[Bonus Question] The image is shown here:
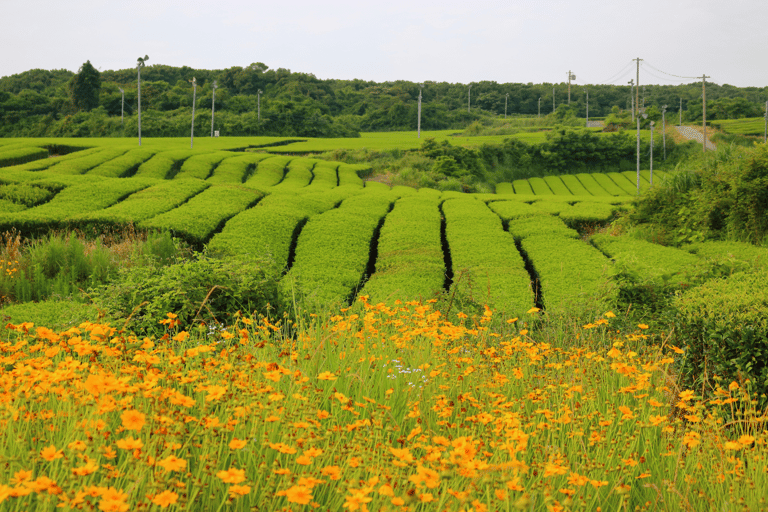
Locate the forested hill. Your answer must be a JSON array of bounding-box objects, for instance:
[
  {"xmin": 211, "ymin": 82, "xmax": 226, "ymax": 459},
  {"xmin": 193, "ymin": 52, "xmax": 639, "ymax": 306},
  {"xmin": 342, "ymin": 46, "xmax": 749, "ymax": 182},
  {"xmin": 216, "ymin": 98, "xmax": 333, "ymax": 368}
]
[{"xmin": 1, "ymin": 62, "xmax": 767, "ymax": 137}]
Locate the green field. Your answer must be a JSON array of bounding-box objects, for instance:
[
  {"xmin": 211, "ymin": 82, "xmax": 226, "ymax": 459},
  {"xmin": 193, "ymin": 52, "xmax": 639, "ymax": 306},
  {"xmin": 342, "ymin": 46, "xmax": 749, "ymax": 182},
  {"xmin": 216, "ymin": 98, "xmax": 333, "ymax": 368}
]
[{"xmin": 709, "ymin": 117, "xmax": 767, "ymax": 136}]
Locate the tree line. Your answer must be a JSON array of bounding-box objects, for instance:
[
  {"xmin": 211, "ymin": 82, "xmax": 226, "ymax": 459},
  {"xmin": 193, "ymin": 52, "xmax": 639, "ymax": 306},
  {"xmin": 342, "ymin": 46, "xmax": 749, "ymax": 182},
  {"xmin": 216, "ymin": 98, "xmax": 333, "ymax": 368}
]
[{"xmin": 1, "ymin": 61, "xmax": 767, "ymax": 138}]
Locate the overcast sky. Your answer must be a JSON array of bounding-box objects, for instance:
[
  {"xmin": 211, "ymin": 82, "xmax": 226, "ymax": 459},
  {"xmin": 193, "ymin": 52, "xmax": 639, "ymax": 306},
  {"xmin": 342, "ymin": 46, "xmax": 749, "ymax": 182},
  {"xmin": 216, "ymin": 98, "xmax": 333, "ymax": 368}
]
[{"xmin": 3, "ymin": 0, "xmax": 766, "ymax": 88}]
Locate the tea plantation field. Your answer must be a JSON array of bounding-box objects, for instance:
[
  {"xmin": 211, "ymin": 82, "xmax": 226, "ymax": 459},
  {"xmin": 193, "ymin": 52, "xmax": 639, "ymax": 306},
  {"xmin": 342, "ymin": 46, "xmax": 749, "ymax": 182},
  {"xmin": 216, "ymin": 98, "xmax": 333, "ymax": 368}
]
[{"xmin": 2, "ymin": 136, "xmax": 765, "ymax": 320}]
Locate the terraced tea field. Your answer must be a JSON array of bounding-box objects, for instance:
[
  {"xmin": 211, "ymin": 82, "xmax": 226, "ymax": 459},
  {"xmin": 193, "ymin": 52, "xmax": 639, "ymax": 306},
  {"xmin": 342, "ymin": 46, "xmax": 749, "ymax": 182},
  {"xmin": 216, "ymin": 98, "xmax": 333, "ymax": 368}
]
[{"xmin": 1, "ymin": 137, "xmax": 762, "ymax": 319}]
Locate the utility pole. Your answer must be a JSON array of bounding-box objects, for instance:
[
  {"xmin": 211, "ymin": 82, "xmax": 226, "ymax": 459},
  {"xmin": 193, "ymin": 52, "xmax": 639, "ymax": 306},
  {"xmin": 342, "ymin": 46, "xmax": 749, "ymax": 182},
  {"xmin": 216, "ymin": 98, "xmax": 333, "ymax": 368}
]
[
  {"xmin": 538, "ymin": 97, "xmax": 541, "ymax": 118},
  {"xmin": 257, "ymin": 89, "xmax": 262, "ymax": 121},
  {"xmin": 698, "ymin": 74, "xmax": 710, "ymax": 153},
  {"xmin": 210, "ymin": 80, "xmax": 217, "ymax": 137},
  {"xmin": 505, "ymin": 93, "xmax": 508, "ymax": 119},
  {"xmin": 118, "ymin": 87, "xmax": 124, "ymax": 127},
  {"xmin": 634, "ymin": 57, "xmax": 642, "ymax": 194},
  {"xmin": 650, "ymin": 120, "xmax": 655, "ymax": 185},
  {"xmin": 585, "ymin": 88, "xmax": 589, "ymax": 127},
  {"xmin": 567, "ymin": 71, "xmax": 575, "ymax": 104},
  {"xmin": 662, "ymin": 105, "xmax": 668, "ymax": 160},
  {"xmin": 189, "ymin": 77, "xmax": 196, "ymax": 149},
  {"xmin": 136, "ymin": 55, "xmax": 148, "ymax": 146},
  {"xmin": 628, "ymin": 80, "xmax": 634, "ymax": 121},
  {"xmin": 467, "ymin": 84, "xmax": 472, "ymax": 113},
  {"xmin": 417, "ymin": 83, "xmax": 423, "ymax": 138}
]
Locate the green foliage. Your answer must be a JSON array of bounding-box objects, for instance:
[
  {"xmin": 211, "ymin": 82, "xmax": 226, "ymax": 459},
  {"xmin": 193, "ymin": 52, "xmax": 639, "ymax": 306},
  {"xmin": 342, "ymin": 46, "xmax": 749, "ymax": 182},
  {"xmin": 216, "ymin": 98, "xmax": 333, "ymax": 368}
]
[
  {"xmin": 442, "ymin": 197, "xmax": 533, "ymax": 317},
  {"xmin": 68, "ymin": 61, "xmax": 101, "ymax": 112},
  {"xmin": 88, "ymin": 148, "xmax": 159, "ymax": 177},
  {"xmin": 173, "ymin": 151, "xmax": 235, "ymax": 180},
  {"xmin": 0, "ymin": 146, "xmax": 49, "ymax": 167},
  {"xmin": 91, "ymin": 253, "xmax": 281, "ymax": 335},
  {"xmin": 506, "ymin": 213, "xmax": 580, "ymax": 240},
  {"xmin": 0, "ymin": 182, "xmax": 55, "ymax": 207},
  {"xmin": 674, "ymin": 269, "xmax": 768, "ymax": 403}
]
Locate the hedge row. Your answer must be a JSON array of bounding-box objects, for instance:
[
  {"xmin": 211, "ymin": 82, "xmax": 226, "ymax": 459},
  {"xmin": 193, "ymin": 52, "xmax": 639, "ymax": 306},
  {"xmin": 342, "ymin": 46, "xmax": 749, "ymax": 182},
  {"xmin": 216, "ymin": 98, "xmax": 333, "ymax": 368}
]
[
  {"xmin": 495, "ymin": 182, "xmax": 514, "ymax": 195},
  {"xmin": 270, "ymin": 158, "xmax": 315, "ymax": 191},
  {"xmin": 361, "ymin": 194, "xmax": 445, "ymax": 303},
  {"xmin": 337, "ymin": 163, "xmax": 367, "ymax": 187},
  {"xmin": 71, "ymin": 179, "xmax": 210, "ymax": 228},
  {"xmin": 521, "ymin": 234, "xmax": 615, "ymax": 314},
  {"xmin": 574, "ymin": 174, "xmax": 611, "ymax": 196},
  {"xmin": 245, "ymin": 156, "xmax": 293, "ymax": 190},
  {"xmin": 0, "ymin": 146, "xmax": 49, "ymax": 168},
  {"xmin": 0, "ymin": 182, "xmax": 56, "ymax": 208},
  {"xmin": 487, "ymin": 200, "xmax": 538, "ymax": 221},
  {"xmin": 39, "ymin": 147, "xmax": 130, "ymax": 176},
  {"xmin": 506, "ymin": 213, "xmax": 580, "ymax": 240},
  {"xmin": 0, "ymin": 177, "xmax": 152, "ymax": 234},
  {"xmin": 134, "ymin": 150, "xmax": 203, "ymax": 180},
  {"xmin": 305, "ymin": 161, "xmax": 339, "ymax": 190},
  {"xmin": 174, "ymin": 152, "xmax": 237, "ymax": 180},
  {"xmin": 206, "ymin": 153, "xmax": 274, "ymax": 184},
  {"xmin": 528, "ymin": 177, "xmax": 554, "ymax": 195},
  {"xmin": 590, "ymin": 173, "xmax": 627, "ymax": 196},
  {"xmin": 684, "ymin": 240, "xmax": 768, "ymax": 269},
  {"xmin": 442, "ymin": 197, "xmax": 533, "ymax": 316},
  {"xmin": 139, "ymin": 184, "xmax": 263, "ymax": 246},
  {"xmin": 543, "ymin": 176, "xmax": 573, "ymax": 195},
  {"xmin": 208, "ymin": 187, "xmax": 357, "ymax": 269},
  {"xmin": 559, "ymin": 202, "xmax": 618, "ymax": 227},
  {"xmin": 88, "ymin": 148, "xmax": 160, "ymax": 178},
  {"xmin": 0, "ymin": 199, "xmax": 27, "ymax": 214},
  {"xmin": 607, "ymin": 172, "xmax": 641, "ymax": 195},
  {"xmin": 560, "ymin": 174, "xmax": 593, "ymax": 196},
  {"xmin": 8, "ymin": 147, "xmax": 104, "ymax": 174},
  {"xmin": 283, "ymin": 191, "xmax": 398, "ymax": 306},
  {"xmin": 512, "ymin": 179, "xmax": 534, "ymax": 195}
]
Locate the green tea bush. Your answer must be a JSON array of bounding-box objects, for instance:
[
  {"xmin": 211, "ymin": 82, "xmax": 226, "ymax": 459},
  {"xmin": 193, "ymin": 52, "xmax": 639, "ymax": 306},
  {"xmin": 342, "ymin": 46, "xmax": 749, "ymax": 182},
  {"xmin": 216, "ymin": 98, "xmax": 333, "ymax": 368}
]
[{"xmin": 674, "ymin": 269, "xmax": 768, "ymax": 402}]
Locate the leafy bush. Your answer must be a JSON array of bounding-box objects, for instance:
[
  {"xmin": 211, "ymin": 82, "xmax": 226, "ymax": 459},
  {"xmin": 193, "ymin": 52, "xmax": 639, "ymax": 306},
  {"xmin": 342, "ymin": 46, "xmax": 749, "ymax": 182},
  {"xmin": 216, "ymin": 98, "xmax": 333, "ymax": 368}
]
[
  {"xmin": 92, "ymin": 254, "xmax": 281, "ymax": 335},
  {"xmin": 674, "ymin": 269, "xmax": 768, "ymax": 402}
]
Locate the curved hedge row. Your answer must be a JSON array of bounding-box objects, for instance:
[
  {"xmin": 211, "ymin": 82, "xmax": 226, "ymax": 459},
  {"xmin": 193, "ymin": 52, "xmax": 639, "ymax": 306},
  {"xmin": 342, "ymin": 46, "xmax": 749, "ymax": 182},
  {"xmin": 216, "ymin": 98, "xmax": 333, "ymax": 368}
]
[
  {"xmin": 283, "ymin": 191, "xmax": 397, "ymax": 306},
  {"xmin": 487, "ymin": 200, "xmax": 538, "ymax": 221},
  {"xmin": 506, "ymin": 213, "xmax": 580, "ymax": 240},
  {"xmin": 361, "ymin": 194, "xmax": 445, "ymax": 303},
  {"xmin": 139, "ymin": 184, "xmax": 263, "ymax": 246},
  {"xmin": 607, "ymin": 172, "xmax": 640, "ymax": 195},
  {"xmin": 305, "ymin": 161, "xmax": 338, "ymax": 190},
  {"xmin": 174, "ymin": 152, "xmax": 236, "ymax": 180},
  {"xmin": 0, "ymin": 176, "xmax": 153, "ymax": 234},
  {"xmin": 6, "ymin": 147, "xmax": 104, "ymax": 174},
  {"xmin": 245, "ymin": 156, "xmax": 292, "ymax": 190},
  {"xmin": 0, "ymin": 146, "xmax": 49, "ymax": 168},
  {"xmin": 521, "ymin": 234, "xmax": 615, "ymax": 314},
  {"xmin": 206, "ymin": 153, "xmax": 274, "ymax": 184},
  {"xmin": 543, "ymin": 176, "xmax": 573, "ymax": 195},
  {"xmin": 88, "ymin": 148, "xmax": 159, "ymax": 178},
  {"xmin": 39, "ymin": 147, "xmax": 130, "ymax": 176},
  {"xmin": 590, "ymin": 173, "xmax": 626, "ymax": 196},
  {"xmin": 207, "ymin": 188, "xmax": 357, "ymax": 269},
  {"xmin": 337, "ymin": 163, "xmax": 366, "ymax": 187},
  {"xmin": 528, "ymin": 177, "xmax": 554, "ymax": 195},
  {"xmin": 575, "ymin": 174, "xmax": 611, "ymax": 196},
  {"xmin": 71, "ymin": 179, "xmax": 210, "ymax": 229},
  {"xmin": 270, "ymin": 158, "xmax": 315, "ymax": 191},
  {"xmin": 134, "ymin": 150, "xmax": 203, "ymax": 180},
  {"xmin": 442, "ymin": 197, "xmax": 533, "ymax": 316}
]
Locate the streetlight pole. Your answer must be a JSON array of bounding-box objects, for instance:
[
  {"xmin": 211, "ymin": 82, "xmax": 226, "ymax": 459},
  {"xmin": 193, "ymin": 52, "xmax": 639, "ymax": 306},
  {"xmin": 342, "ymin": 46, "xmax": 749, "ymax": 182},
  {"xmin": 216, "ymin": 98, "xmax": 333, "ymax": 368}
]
[
  {"xmin": 210, "ymin": 80, "xmax": 217, "ymax": 137},
  {"xmin": 257, "ymin": 89, "xmax": 262, "ymax": 122},
  {"xmin": 417, "ymin": 83, "xmax": 423, "ymax": 138},
  {"xmin": 118, "ymin": 87, "xmax": 124, "ymax": 128},
  {"xmin": 189, "ymin": 77, "xmax": 196, "ymax": 149},
  {"xmin": 467, "ymin": 84, "xmax": 472, "ymax": 114},
  {"xmin": 136, "ymin": 55, "xmax": 148, "ymax": 146},
  {"xmin": 662, "ymin": 105, "xmax": 667, "ymax": 160}
]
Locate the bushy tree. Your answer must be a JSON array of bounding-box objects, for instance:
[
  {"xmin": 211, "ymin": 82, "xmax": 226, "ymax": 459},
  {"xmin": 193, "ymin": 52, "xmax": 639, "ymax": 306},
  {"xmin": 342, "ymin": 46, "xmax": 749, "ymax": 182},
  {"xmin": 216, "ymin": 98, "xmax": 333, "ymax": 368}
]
[{"xmin": 68, "ymin": 61, "xmax": 101, "ymax": 111}]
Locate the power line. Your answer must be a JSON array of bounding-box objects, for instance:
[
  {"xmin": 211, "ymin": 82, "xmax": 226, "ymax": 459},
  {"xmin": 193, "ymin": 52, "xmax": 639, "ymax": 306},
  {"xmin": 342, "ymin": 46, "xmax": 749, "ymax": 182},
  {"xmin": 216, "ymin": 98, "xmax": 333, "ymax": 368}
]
[
  {"xmin": 642, "ymin": 61, "xmax": 698, "ymax": 80},
  {"xmin": 597, "ymin": 60, "xmax": 635, "ymax": 85}
]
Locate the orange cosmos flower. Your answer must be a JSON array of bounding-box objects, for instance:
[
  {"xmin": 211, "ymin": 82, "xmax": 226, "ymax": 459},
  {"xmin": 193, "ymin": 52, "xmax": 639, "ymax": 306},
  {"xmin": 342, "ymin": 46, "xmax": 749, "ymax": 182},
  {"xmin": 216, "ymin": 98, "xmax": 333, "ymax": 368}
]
[
  {"xmin": 40, "ymin": 445, "xmax": 63, "ymax": 461},
  {"xmin": 157, "ymin": 455, "xmax": 187, "ymax": 473},
  {"xmin": 318, "ymin": 371, "xmax": 337, "ymax": 381},
  {"xmin": 321, "ymin": 466, "xmax": 342, "ymax": 480},
  {"xmin": 152, "ymin": 490, "xmax": 178, "ymax": 508},
  {"xmin": 284, "ymin": 485, "xmax": 312, "ymax": 505},
  {"xmin": 116, "ymin": 437, "xmax": 143, "ymax": 450},
  {"xmin": 72, "ymin": 460, "xmax": 99, "ymax": 476},
  {"xmin": 120, "ymin": 409, "xmax": 146, "ymax": 431},
  {"xmin": 229, "ymin": 438, "xmax": 248, "ymax": 450},
  {"xmin": 217, "ymin": 468, "xmax": 246, "ymax": 484},
  {"xmin": 228, "ymin": 485, "xmax": 251, "ymax": 497}
]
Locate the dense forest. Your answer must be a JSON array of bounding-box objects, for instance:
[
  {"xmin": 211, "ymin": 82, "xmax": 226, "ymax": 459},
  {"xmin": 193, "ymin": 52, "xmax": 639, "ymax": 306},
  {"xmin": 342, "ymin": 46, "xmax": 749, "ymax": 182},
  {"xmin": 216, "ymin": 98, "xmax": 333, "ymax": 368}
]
[{"xmin": 1, "ymin": 61, "xmax": 767, "ymax": 138}]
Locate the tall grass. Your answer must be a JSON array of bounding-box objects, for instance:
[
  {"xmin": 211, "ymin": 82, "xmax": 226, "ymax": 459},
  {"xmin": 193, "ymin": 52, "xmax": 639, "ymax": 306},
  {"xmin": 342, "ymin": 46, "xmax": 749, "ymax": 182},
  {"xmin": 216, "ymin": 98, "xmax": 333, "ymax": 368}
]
[{"xmin": 0, "ymin": 299, "xmax": 765, "ymax": 511}]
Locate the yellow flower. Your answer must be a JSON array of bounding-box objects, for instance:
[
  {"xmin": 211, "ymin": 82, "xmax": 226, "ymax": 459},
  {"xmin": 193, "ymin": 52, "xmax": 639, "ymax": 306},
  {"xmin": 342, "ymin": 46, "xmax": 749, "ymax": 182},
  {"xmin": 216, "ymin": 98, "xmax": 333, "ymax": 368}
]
[
  {"xmin": 229, "ymin": 438, "xmax": 248, "ymax": 450},
  {"xmin": 228, "ymin": 485, "xmax": 251, "ymax": 497},
  {"xmin": 116, "ymin": 437, "xmax": 144, "ymax": 450},
  {"xmin": 40, "ymin": 445, "xmax": 63, "ymax": 461},
  {"xmin": 152, "ymin": 491, "xmax": 178, "ymax": 508},
  {"xmin": 318, "ymin": 371, "xmax": 337, "ymax": 381},
  {"xmin": 527, "ymin": 307, "xmax": 541, "ymax": 314},
  {"xmin": 217, "ymin": 468, "xmax": 246, "ymax": 484},
  {"xmin": 120, "ymin": 409, "xmax": 146, "ymax": 431},
  {"xmin": 284, "ymin": 485, "xmax": 312, "ymax": 505},
  {"xmin": 157, "ymin": 455, "xmax": 187, "ymax": 473}
]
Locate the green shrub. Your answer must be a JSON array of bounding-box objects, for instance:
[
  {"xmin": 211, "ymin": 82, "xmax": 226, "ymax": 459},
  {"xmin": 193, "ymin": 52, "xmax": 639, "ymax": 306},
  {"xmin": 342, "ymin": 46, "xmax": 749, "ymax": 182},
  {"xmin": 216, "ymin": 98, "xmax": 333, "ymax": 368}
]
[{"xmin": 674, "ymin": 269, "xmax": 768, "ymax": 402}]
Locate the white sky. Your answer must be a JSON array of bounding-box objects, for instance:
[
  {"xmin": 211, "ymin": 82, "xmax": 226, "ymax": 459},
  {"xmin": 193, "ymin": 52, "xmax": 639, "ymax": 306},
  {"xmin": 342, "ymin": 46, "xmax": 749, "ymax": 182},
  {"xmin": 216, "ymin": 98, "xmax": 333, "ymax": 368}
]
[{"xmin": 3, "ymin": 0, "xmax": 767, "ymax": 88}]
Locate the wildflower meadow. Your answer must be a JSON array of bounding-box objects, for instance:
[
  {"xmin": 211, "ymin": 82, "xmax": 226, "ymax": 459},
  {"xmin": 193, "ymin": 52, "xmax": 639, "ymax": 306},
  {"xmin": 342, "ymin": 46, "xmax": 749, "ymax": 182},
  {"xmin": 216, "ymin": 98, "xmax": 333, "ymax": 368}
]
[{"xmin": 1, "ymin": 298, "xmax": 766, "ymax": 511}]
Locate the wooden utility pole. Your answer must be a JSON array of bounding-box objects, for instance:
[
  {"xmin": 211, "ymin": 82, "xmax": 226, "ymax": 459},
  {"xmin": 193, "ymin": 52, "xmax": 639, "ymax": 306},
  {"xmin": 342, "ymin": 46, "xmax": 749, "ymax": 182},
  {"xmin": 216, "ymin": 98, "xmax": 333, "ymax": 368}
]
[
  {"xmin": 699, "ymin": 74, "xmax": 710, "ymax": 153},
  {"xmin": 210, "ymin": 80, "xmax": 217, "ymax": 137},
  {"xmin": 189, "ymin": 77, "xmax": 196, "ymax": 149},
  {"xmin": 636, "ymin": 58, "xmax": 640, "ymax": 194},
  {"xmin": 417, "ymin": 84, "xmax": 423, "ymax": 138}
]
